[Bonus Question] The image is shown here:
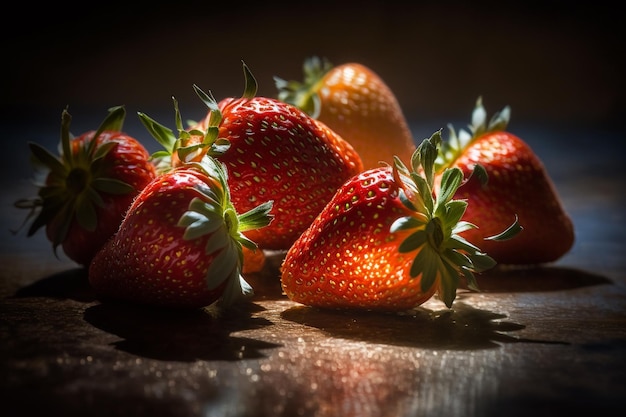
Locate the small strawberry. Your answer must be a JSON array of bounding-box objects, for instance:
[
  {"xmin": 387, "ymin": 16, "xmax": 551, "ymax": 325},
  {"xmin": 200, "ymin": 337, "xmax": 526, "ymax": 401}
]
[
  {"xmin": 14, "ymin": 106, "xmax": 157, "ymax": 266},
  {"xmin": 88, "ymin": 157, "xmax": 274, "ymax": 309},
  {"xmin": 280, "ymin": 131, "xmax": 520, "ymax": 311},
  {"xmin": 275, "ymin": 56, "xmax": 416, "ymax": 170},
  {"xmin": 140, "ymin": 62, "xmax": 363, "ymax": 250},
  {"xmin": 436, "ymin": 97, "xmax": 574, "ymax": 264}
]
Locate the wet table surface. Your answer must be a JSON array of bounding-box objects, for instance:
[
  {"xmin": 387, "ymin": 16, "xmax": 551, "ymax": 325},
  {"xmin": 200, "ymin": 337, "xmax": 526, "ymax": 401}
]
[{"xmin": 1, "ymin": 124, "xmax": 625, "ymax": 417}]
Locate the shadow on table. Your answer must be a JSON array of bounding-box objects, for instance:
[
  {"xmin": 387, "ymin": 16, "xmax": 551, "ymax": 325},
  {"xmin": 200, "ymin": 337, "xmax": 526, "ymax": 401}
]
[
  {"xmin": 83, "ymin": 301, "xmax": 281, "ymax": 362},
  {"xmin": 12, "ymin": 266, "xmax": 96, "ymax": 302},
  {"xmin": 282, "ymin": 301, "xmax": 569, "ymax": 350},
  {"xmin": 467, "ymin": 265, "xmax": 612, "ymax": 293}
]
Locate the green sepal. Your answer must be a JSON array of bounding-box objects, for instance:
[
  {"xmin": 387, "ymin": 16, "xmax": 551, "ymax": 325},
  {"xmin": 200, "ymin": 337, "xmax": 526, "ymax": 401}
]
[
  {"xmin": 468, "ymin": 163, "xmax": 489, "ymax": 187},
  {"xmin": 462, "ymin": 268, "xmax": 479, "ymax": 292},
  {"xmin": 438, "ymin": 259, "xmax": 461, "ymax": 308},
  {"xmin": 28, "ymin": 142, "xmax": 66, "ymax": 176},
  {"xmin": 51, "ymin": 202, "xmax": 74, "ymax": 256},
  {"xmin": 411, "ymin": 130, "xmax": 441, "ymax": 188},
  {"xmin": 468, "ymin": 252, "xmax": 497, "ymax": 272},
  {"xmin": 409, "ymin": 172, "xmax": 432, "ymax": 214},
  {"xmin": 179, "ymin": 199, "xmax": 225, "ymax": 240},
  {"xmin": 436, "ymin": 97, "xmax": 512, "ymax": 172},
  {"xmin": 138, "ymin": 111, "xmax": 177, "ymax": 154},
  {"xmin": 397, "ymin": 189, "xmax": 419, "ymax": 213},
  {"xmin": 174, "ymin": 156, "xmax": 274, "ymax": 307},
  {"xmin": 92, "ymin": 141, "xmax": 118, "ymax": 162},
  {"xmin": 398, "ymin": 229, "xmax": 427, "ymax": 253},
  {"xmin": 95, "ymin": 105, "xmax": 126, "ymax": 134},
  {"xmin": 437, "ymin": 167, "xmax": 463, "ymax": 207},
  {"xmin": 391, "ymin": 129, "xmax": 522, "ymax": 309},
  {"xmin": 16, "ymin": 106, "xmax": 135, "ymax": 254},
  {"xmin": 60, "ymin": 109, "xmax": 73, "ymax": 165},
  {"xmin": 192, "ymin": 84, "xmax": 221, "ymax": 118},
  {"xmin": 151, "ymin": 150, "xmax": 172, "ymax": 160},
  {"xmin": 485, "ymin": 215, "xmax": 523, "ymax": 241},
  {"xmin": 448, "ymin": 233, "xmax": 482, "ymax": 254},
  {"xmin": 443, "ymin": 248, "xmax": 473, "ymax": 270},
  {"xmin": 441, "ymin": 200, "xmax": 467, "ymax": 234},
  {"xmin": 390, "ymin": 215, "xmax": 425, "ymax": 233},
  {"xmin": 241, "ymin": 61, "xmax": 258, "ymax": 99},
  {"xmin": 274, "ymin": 56, "xmax": 332, "ymax": 118},
  {"xmin": 237, "ymin": 200, "xmax": 274, "ymax": 232},
  {"xmin": 411, "ymin": 244, "xmax": 440, "ymax": 290},
  {"xmin": 205, "ymin": 239, "xmax": 238, "ymax": 290},
  {"xmin": 75, "ymin": 192, "xmax": 98, "ymax": 231},
  {"xmin": 91, "ymin": 178, "xmax": 135, "ymax": 195}
]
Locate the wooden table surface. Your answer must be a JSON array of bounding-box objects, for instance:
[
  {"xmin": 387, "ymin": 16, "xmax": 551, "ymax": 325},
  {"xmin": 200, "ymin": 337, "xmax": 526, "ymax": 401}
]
[{"xmin": 1, "ymin": 123, "xmax": 625, "ymax": 417}]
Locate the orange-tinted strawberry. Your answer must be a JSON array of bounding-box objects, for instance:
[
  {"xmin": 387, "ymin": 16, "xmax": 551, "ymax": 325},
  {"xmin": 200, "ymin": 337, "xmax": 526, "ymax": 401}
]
[
  {"xmin": 15, "ymin": 106, "xmax": 157, "ymax": 266},
  {"xmin": 88, "ymin": 157, "xmax": 273, "ymax": 309},
  {"xmin": 437, "ymin": 98, "xmax": 574, "ymax": 265},
  {"xmin": 275, "ymin": 56, "xmax": 416, "ymax": 170},
  {"xmin": 140, "ymin": 63, "xmax": 363, "ymax": 250},
  {"xmin": 241, "ymin": 244, "xmax": 266, "ymax": 274},
  {"xmin": 281, "ymin": 132, "xmax": 520, "ymax": 311}
]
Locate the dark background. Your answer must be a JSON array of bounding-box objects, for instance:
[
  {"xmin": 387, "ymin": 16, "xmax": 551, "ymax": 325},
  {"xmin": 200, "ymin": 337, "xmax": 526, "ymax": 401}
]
[{"xmin": 2, "ymin": 0, "xmax": 623, "ymax": 140}]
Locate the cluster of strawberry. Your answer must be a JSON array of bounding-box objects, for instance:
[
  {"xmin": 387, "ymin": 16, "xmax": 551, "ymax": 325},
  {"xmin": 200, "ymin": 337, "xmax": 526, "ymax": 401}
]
[{"xmin": 15, "ymin": 57, "xmax": 574, "ymax": 312}]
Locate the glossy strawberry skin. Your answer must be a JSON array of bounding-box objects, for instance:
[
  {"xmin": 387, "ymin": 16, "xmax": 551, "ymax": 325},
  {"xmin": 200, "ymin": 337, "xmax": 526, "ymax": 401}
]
[
  {"xmin": 281, "ymin": 166, "xmax": 436, "ymax": 311},
  {"xmin": 276, "ymin": 58, "xmax": 416, "ymax": 170},
  {"xmin": 315, "ymin": 63, "xmax": 415, "ymax": 169},
  {"xmin": 453, "ymin": 131, "xmax": 574, "ymax": 264},
  {"xmin": 89, "ymin": 168, "xmax": 228, "ymax": 309},
  {"xmin": 212, "ymin": 96, "xmax": 363, "ymax": 250}
]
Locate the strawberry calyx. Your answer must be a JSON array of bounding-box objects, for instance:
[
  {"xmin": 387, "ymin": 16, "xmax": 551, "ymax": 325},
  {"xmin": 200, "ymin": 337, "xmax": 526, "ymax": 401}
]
[
  {"xmin": 14, "ymin": 106, "xmax": 135, "ymax": 255},
  {"xmin": 436, "ymin": 96, "xmax": 511, "ymax": 172},
  {"xmin": 390, "ymin": 130, "xmax": 521, "ymax": 308},
  {"xmin": 274, "ymin": 55, "xmax": 333, "ymax": 118},
  {"xmin": 178, "ymin": 156, "xmax": 274, "ymax": 306},
  {"xmin": 139, "ymin": 62, "xmax": 262, "ymax": 174},
  {"xmin": 139, "ymin": 93, "xmax": 230, "ymax": 174}
]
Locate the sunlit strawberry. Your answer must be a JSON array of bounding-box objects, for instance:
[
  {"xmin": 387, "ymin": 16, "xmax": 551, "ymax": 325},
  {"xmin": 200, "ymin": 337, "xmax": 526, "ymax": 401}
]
[
  {"xmin": 281, "ymin": 132, "xmax": 520, "ymax": 311},
  {"xmin": 140, "ymin": 63, "xmax": 363, "ymax": 250},
  {"xmin": 89, "ymin": 157, "xmax": 273, "ymax": 309},
  {"xmin": 275, "ymin": 56, "xmax": 416, "ymax": 170},
  {"xmin": 436, "ymin": 97, "xmax": 574, "ymax": 264}
]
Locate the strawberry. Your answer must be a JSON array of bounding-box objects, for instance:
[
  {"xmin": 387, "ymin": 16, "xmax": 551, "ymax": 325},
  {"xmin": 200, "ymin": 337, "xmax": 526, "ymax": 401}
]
[
  {"xmin": 241, "ymin": 244, "xmax": 266, "ymax": 274},
  {"xmin": 88, "ymin": 157, "xmax": 274, "ymax": 309},
  {"xmin": 139, "ymin": 62, "xmax": 363, "ymax": 250},
  {"xmin": 275, "ymin": 56, "xmax": 416, "ymax": 170},
  {"xmin": 14, "ymin": 106, "xmax": 157, "ymax": 266},
  {"xmin": 280, "ymin": 131, "xmax": 520, "ymax": 311},
  {"xmin": 436, "ymin": 97, "xmax": 575, "ymax": 264}
]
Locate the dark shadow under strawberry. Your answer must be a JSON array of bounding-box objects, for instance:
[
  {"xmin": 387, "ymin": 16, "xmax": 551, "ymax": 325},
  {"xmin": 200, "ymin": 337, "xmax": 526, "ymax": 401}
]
[
  {"xmin": 12, "ymin": 267, "xmax": 96, "ymax": 303},
  {"xmin": 83, "ymin": 302, "xmax": 281, "ymax": 362},
  {"xmin": 281, "ymin": 301, "xmax": 568, "ymax": 350},
  {"xmin": 465, "ymin": 265, "xmax": 612, "ymax": 293}
]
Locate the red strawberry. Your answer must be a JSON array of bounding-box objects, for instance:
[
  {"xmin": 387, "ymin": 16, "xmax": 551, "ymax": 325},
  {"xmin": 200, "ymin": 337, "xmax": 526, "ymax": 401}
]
[
  {"xmin": 88, "ymin": 157, "xmax": 274, "ymax": 309},
  {"xmin": 280, "ymin": 132, "xmax": 520, "ymax": 311},
  {"xmin": 436, "ymin": 97, "xmax": 574, "ymax": 264},
  {"xmin": 14, "ymin": 106, "xmax": 157, "ymax": 266},
  {"xmin": 275, "ymin": 56, "xmax": 416, "ymax": 170},
  {"xmin": 140, "ymin": 62, "xmax": 363, "ymax": 250}
]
